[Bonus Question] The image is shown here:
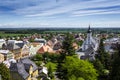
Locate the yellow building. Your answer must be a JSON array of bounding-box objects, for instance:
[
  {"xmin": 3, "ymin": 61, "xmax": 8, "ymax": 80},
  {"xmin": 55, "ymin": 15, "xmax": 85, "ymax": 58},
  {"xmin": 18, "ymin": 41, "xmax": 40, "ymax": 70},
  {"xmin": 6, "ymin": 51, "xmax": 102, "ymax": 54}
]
[
  {"xmin": 0, "ymin": 53, "xmax": 4, "ymax": 62},
  {"xmin": 0, "ymin": 50, "xmax": 14, "ymax": 61},
  {"xmin": 21, "ymin": 44, "xmax": 30, "ymax": 57}
]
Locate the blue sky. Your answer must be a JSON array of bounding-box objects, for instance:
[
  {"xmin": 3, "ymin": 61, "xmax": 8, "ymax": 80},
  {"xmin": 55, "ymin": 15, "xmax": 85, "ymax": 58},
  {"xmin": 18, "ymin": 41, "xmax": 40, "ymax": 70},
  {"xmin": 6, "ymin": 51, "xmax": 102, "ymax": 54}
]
[{"xmin": 0, "ymin": 0, "xmax": 120, "ymax": 28}]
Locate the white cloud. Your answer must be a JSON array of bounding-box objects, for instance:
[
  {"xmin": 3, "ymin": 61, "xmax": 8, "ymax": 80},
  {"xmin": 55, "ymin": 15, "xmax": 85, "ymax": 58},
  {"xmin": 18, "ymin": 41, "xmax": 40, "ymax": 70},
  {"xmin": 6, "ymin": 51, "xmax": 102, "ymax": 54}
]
[
  {"xmin": 14, "ymin": 0, "xmax": 120, "ymax": 17},
  {"xmin": 72, "ymin": 10, "xmax": 120, "ymax": 17},
  {"xmin": 0, "ymin": 0, "xmax": 120, "ymax": 28}
]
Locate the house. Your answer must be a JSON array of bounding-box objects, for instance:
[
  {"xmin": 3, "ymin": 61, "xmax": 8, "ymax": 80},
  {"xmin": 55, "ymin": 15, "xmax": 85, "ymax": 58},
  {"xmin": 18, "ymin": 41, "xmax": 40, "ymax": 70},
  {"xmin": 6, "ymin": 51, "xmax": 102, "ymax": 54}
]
[
  {"xmin": 2, "ymin": 59, "xmax": 16, "ymax": 68},
  {"xmin": 72, "ymin": 43, "xmax": 79, "ymax": 50},
  {"xmin": 0, "ymin": 50, "xmax": 14, "ymax": 60},
  {"xmin": 53, "ymin": 41, "xmax": 62, "ymax": 53},
  {"xmin": 76, "ymin": 25, "xmax": 99, "ymax": 60},
  {"xmin": 0, "ymin": 53, "xmax": 4, "ymax": 63},
  {"xmin": 13, "ymin": 40, "xmax": 30, "ymax": 58},
  {"xmin": 47, "ymin": 40, "xmax": 63, "ymax": 53},
  {"xmin": 10, "ymin": 58, "xmax": 38, "ymax": 80},
  {"xmin": 51, "ymin": 37, "xmax": 58, "ymax": 44},
  {"xmin": 30, "ymin": 42, "xmax": 43, "ymax": 55},
  {"xmin": 101, "ymin": 33, "xmax": 108, "ymax": 39},
  {"xmin": 2, "ymin": 58, "xmax": 16, "ymax": 68},
  {"xmin": 47, "ymin": 40, "xmax": 54, "ymax": 48},
  {"xmin": 2, "ymin": 40, "xmax": 22, "ymax": 59},
  {"xmin": 0, "ymin": 39, "xmax": 6, "ymax": 49},
  {"xmin": 2, "ymin": 40, "xmax": 30, "ymax": 59},
  {"xmin": 34, "ymin": 38, "xmax": 46, "ymax": 45},
  {"xmin": 75, "ymin": 36, "xmax": 84, "ymax": 42},
  {"xmin": 37, "ymin": 45, "xmax": 54, "ymax": 54},
  {"xmin": 21, "ymin": 44, "xmax": 30, "ymax": 57},
  {"xmin": 53, "ymin": 41, "xmax": 62, "ymax": 50},
  {"xmin": 39, "ymin": 67, "xmax": 48, "ymax": 78},
  {"xmin": 56, "ymin": 34, "xmax": 65, "ymax": 42},
  {"xmin": 39, "ymin": 67, "xmax": 48, "ymax": 75}
]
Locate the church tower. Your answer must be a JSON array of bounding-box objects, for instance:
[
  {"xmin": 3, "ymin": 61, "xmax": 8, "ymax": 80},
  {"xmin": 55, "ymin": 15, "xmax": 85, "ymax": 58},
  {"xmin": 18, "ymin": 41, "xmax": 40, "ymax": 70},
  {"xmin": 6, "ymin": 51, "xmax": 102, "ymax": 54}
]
[
  {"xmin": 77, "ymin": 25, "xmax": 99, "ymax": 60},
  {"xmin": 86, "ymin": 25, "xmax": 92, "ymax": 45},
  {"xmin": 82, "ymin": 25, "xmax": 93, "ymax": 51}
]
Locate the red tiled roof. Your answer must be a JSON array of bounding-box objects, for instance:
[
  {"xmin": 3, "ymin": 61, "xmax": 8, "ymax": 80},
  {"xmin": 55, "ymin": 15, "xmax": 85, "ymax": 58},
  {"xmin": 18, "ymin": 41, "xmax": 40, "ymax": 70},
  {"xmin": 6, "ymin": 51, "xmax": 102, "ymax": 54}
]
[{"xmin": 37, "ymin": 45, "xmax": 54, "ymax": 54}]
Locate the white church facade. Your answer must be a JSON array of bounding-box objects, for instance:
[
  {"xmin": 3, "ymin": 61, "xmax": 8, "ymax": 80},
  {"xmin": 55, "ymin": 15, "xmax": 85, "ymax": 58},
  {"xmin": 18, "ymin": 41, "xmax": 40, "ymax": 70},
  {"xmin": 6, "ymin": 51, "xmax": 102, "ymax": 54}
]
[{"xmin": 76, "ymin": 26, "xmax": 99, "ymax": 60}]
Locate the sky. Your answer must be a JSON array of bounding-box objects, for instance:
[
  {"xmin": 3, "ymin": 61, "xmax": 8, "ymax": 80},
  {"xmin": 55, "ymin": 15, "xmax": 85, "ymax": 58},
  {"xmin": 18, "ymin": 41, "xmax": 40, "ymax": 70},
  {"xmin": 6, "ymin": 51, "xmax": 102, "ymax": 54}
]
[{"xmin": 0, "ymin": 0, "xmax": 120, "ymax": 28}]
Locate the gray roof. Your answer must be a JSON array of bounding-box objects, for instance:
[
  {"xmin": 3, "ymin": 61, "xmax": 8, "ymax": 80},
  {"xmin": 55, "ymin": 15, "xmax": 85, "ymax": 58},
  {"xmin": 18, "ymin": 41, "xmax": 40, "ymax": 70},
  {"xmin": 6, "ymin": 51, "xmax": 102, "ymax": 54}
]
[
  {"xmin": 53, "ymin": 42, "xmax": 62, "ymax": 50},
  {"xmin": 10, "ymin": 62, "xmax": 29, "ymax": 79},
  {"xmin": 24, "ymin": 63, "xmax": 32, "ymax": 73},
  {"xmin": 34, "ymin": 38, "xmax": 46, "ymax": 44},
  {"xmin": 7, "ymin": 43, "xmax": 20, "ymax": 50},
  {"xmin": 21, "ymin": 58, "xmax": 38, "ymax": 71},
  {"xmin": 84, "ymin": 46, "xmax": 94, "ymax": 56},
  {"xmin": 17, "ymin": 63, "xmax": 29, "ymax": 79},
  {"xmin": 16, "ymin": 43, "xmax": 24, "ymax": 48},
  {"xmin": 80, "ymin": 46, "xmax": 95, "ymax": 60},
  {"xmin": 9, "ymin": 63, "xmax": 18, "ymax": 71},
  {"xmin": 10, "ymin": 58, "xmax": 38, "ymax": 79},
  {"xmin": 4, "ymin": 42, "xmax": 24, "ymax": 50}
]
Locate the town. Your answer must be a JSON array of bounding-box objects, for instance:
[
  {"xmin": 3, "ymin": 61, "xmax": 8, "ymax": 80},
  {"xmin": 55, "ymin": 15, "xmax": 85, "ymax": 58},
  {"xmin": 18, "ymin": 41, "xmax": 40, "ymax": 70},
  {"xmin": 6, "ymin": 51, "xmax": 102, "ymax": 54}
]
[
  {"xmin": 0, "ymin": 0, "xmax": 120, "ymax": 80},
  {"xmin": 0, "ymin": 26, "xmax": 120, "ymax": 80}
]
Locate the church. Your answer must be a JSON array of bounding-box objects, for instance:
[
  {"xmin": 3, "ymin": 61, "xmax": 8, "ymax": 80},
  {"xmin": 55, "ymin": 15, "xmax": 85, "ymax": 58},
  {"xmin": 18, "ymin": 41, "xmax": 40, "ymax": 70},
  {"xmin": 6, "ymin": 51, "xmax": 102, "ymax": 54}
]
[{"xmin": 76, "ymin": 25, "xmax": 99, "ymax": 60}]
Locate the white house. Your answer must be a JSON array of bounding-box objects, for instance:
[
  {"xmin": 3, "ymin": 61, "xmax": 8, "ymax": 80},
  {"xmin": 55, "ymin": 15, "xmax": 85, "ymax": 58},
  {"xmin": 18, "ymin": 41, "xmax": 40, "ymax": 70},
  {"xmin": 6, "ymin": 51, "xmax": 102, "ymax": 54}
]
[
  {"xmin": 0, "ymin": 39, "xmax": 6, "ymax": 49},
  {"xmin": 34, "ymin": 38, "xmax": 46, "ymax": 45},
  {"xmin": 30, "ymin": 42, "xmax": 43, "ymax": 55}
]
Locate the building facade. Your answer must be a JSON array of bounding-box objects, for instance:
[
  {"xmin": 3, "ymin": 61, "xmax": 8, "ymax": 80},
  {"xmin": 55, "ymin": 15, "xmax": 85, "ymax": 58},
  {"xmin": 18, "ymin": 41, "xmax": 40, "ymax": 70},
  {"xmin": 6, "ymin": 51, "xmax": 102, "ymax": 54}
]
[{"xmin": 77, "ymin": 26, "xmax": 99, "ymax": 60}]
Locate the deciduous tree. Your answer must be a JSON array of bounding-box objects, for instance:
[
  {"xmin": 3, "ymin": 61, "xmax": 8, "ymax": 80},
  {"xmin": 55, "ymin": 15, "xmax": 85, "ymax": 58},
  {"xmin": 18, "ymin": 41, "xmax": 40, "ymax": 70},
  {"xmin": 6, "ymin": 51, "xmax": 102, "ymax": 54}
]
[
  {"xmin": 61, "ymin": 56, "xmax": 98, "ymax": 80},
  {"xmin": 0, "ymin": 63, "xmax": 10, "ymax": 80}
]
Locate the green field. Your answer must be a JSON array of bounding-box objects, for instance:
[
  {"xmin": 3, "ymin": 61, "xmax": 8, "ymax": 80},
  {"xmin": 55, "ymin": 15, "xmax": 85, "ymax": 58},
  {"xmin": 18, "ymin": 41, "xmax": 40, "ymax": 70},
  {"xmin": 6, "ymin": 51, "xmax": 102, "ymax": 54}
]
[{"xmin": 0, "ymin": 33, "xmax": 31, "ymax": 38}]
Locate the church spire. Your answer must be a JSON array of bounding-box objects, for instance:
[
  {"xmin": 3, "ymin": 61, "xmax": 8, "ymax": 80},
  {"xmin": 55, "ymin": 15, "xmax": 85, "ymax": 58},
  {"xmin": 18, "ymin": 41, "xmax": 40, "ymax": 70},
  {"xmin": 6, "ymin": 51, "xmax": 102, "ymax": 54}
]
[{"xmin": 87, "ymin": 25, "xmax": 91, "ymax": 33}]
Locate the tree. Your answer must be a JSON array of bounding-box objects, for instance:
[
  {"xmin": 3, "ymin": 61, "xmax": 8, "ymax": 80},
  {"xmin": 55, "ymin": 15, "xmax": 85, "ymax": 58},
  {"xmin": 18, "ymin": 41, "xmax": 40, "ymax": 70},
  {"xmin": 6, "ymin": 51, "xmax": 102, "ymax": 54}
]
[
  {"xmin": 29, "ymin": 38, "xmax": 34, "ymax": 42},
  {"xmin": 0, "ymin": 36, "xmax": 2, "ymax": 39},
  {"xmin": 0, "ymin": 63, "xmax": 10, "ymax": 80},
  {"xmin": 49, "ymin": 53, "xmax": 60, "ymax": 62},
  {"xmin": 56, "ymin": 51, "xmax": 66, "ymax": 79},
  {"xmin": 45, "ymin": 62, "xmax": 57, "ymax": 79},
  {"xmin": 62, "ymin": 33, "xmax": 75, "ymax": 56},
  {"xmin": 69, "ymin": 75, "xmax": 84, "ymax": 80},
  {"xmin": 97, "ymin": 39, "xmax": 105, "ymax": 65},
  {"xmin": 104, "ymin": 52, "xmax": 111, "ymax": 70},
  {"xmin": 109, "ymin": 43, "xmax": 120, "ymax": 80},
  {"xmin": 95, "ymin": 39, "xmax": 111, "ymax": 80},
  {"xmin": 92, "ymin": 59, "xmax": 107, "ymax": 80},
  {"xmin": 35, "ymin": 54, "xmax": 43, "ymax": 61},
  {"xmin": 43, "ymin": 52, "xmax": 50, "ymax": 63},
  {"xmin": 93, "ymin": 59, "xmax": 104, "ymax": 76},
  {"xmin": 61, "ymin": 56, "xmax": 98, "ymax": 80},
  {"xmin": 48, "ymin": 65, "xmax": 54, "ymax": 79},
  {"xmin": 96, "ymin": 39, "xmax": 111, "ymax": 69},
  {"xmin": 57, "ymin": 51, "xmax": 66, "ymax": 63},
  {"xmin": 76, "ymin": 40, "xmax": 83, "ymax": 46}
]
